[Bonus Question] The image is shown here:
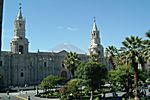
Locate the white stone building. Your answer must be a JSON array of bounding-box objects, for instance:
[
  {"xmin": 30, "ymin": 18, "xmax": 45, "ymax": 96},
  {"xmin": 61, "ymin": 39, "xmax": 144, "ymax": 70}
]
[{"xmin": 0, "ymin": 5, "xmax": 104, "ymax": 89}]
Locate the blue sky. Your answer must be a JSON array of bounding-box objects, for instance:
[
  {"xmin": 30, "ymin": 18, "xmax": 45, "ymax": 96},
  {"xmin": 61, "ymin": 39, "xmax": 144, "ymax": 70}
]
[{"xmin": 2, "ymin": 0, "xmax": 150, "ymax": 53}]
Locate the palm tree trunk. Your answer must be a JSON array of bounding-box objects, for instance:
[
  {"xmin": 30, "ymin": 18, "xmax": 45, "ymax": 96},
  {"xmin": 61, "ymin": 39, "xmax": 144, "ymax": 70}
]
[
  {"xmin": 71, "ymin": 69, "xmax": 75, "ymax": 79},
  {"xmin": 126, "ymin": 79, "xmax": 129, "ymax": 96},
  {"xmin": 110, "ymin": 58, "xmax": 115, "ymax": 69},
  {"xmin": 111, "ymin": 62, "xmax": 115, "ymax": 69},
  {"xmin": 90, "ymin": 90, "xmax": 93, "ymax": 100},
  {"xmin": 141, "ymin": 63, "xmax": 145, "ymax": 72},
  {"xmin": 134, "ymin": 65, "xmax": 139, "ymax": 100}
]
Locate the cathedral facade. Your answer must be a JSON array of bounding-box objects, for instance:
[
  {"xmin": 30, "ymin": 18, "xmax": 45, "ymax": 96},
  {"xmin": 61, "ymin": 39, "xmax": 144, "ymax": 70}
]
[{"xmin": 0, "ymin": 6, "xmax": 104, "ymax": 89}]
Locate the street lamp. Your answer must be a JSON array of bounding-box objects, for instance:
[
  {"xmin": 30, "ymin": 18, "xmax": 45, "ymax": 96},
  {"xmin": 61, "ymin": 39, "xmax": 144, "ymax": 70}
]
[
  {"xmin": 7, "ymin": 90, "xmax": 10, "ymax": 99},
  {"xmin": 25, "ymin": 84, "xmax": 27, "ymax": 94},
  {"xmin": 36, "ymin": 86, "xmax": 39, "ymax": 95},
  {"xmin": 0, "ymin": 0, "xmax": 4, "ymax": 55},
  {"xmin": 0, "ymin": 0, "xmax": 3, "ymax": 91}
]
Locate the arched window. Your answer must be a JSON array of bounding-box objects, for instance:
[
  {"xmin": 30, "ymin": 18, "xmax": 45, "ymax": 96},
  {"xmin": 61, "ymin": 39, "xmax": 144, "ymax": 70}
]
[
  {"xmin": 44, "ymin": 62, "xmax": 47, "ymax": 67},
  {"xmin": 0, "ymin": 61, "xmax": 2, "ymax": 66},
  {"xmin": 93, "ymin": 32, "xmax": 96, "ymax": 36},
  {"xmin": 61, "ymin": 71, "xmax": 67, "ymax": 79},
  {"xmin": 20, "ymin": 72, "xmax": 24, "ymax": 77},
  {"xmin": 19, "ymin": 45, "xmax": 24, "ymax": 54}
]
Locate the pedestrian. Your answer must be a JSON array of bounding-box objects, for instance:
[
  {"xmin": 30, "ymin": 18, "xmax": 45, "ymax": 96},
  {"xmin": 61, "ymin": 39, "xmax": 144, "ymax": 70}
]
[
  {"xmin": 6, "ymin": 90, "xmax": 9, "ymax": 95},
  {"xmin": 27, "ymin": 95, "xmax": 30, "ymax": 100},
  {"xmin": 8, "ymin": 95, "xmax": 10, "ymax": 99}
]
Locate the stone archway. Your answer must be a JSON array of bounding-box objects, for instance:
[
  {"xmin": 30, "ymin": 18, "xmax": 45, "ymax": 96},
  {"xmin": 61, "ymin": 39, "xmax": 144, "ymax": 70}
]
[{"xmin": 61, "ymin": 71, "xmax": 67, "ymax": 80}]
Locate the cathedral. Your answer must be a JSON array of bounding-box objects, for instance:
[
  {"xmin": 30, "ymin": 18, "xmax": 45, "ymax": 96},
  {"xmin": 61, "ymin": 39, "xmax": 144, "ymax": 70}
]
[{"xmin": 0, "ymin": 5, "xmax": 104, "ymax": 89}]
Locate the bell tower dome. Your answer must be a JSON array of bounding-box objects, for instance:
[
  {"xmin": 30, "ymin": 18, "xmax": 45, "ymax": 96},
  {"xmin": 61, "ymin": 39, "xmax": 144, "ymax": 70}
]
[{"xmin": 10, "ymin": 3, "xmax": 29, "ymax": 54}]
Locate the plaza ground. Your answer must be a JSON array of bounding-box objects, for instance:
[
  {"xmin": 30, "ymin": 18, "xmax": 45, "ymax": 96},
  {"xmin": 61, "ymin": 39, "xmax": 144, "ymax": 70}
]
[{"xmin": 0, "ymin": 88, "xmax": 150, "ymax": 100}]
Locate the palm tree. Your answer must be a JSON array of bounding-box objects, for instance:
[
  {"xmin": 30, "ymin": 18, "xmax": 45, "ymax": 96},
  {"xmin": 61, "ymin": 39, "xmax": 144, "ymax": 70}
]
[
  {"xmin": 106, "ymin": 46, "xmax": 118, "ymax": 69},
  {"xmin": 143, "ymin": 30, "xmax": 150, "ymax": 62},
  {"xmin": 122, "ymin": 36, "xmax": 144, "ymax": 100},
  {"xmin": 89, "ymin": 53, "xmax": 100, "ymax": 62},
  {"xmin": 121, "ymin": 36, "xmax": 146, "ymax": 71},
  {"xmin": 146, "ymin": 30, "xmax": 150, "ymax": 38},
  {"xmin": 118, "ymin": 48, "xmax": 130, "ymax": 65},
  {"xmin": 64, "ymin": 52, "xmax": 79, "ymax": 79}
]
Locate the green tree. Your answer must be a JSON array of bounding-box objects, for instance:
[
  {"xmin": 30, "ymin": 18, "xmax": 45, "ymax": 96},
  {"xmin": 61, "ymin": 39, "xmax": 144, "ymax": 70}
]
[
  {"xmin": 109, "ymin": 65, "xmax": 133, "ymax": 96},
  {"xmin": 39, "ymin": 75, "xmax": 62, "ymax": 91},
  {"xmin": 109, "ymin": 65, "xmax": 147, "ymax": 98},
  {"xmin": 143, "ymin": 30, "xmax": 150, "ymax": 62},
  {"xmin": 65, "ymin": 79, "xmax": 82, "ymax": 97},
  {"xmin": 122, "ymin": 36, "xmax": 144, "ymax": 99},
  {"xmin": 64, "ymin": 52, "xmax": 80, "ymax": 79},
  {"xmin": 118, "ymin": 49, "xmax": 130, "ymax": 65},
  {"xmin": 106, "ymin": 46, "xmax": 118, "ymax": 69},
  {"xmin": 89, "ymin": 53, "xmax": 100, "ymax": 62},
  {"xmin": 77, "ymin": 62, "xmax": 107, "ymax": 100},
  {"xmin": 146, "ymin": 30, "xmax": 150, "ymax": 38}
]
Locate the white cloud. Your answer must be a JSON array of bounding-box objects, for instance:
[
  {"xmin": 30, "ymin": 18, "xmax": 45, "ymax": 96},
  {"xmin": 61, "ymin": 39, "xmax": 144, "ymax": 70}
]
[
  {"xmin": 66, "ymin": 27, "xmax": 78, "ymax": 31},
  {"xmin": 57, "ymin": 26, "xmax": 78, "ymax": 31}
]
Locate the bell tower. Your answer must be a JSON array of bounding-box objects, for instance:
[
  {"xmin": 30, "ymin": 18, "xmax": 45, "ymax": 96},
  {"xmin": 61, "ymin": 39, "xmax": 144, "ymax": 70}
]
[
  {"xmin": 89, "ymin": 18, "xmax": 104, "ymax": 61},
  {"xmin": 10, "ymin": 3, "xmax": 29, "ymax": 54}
]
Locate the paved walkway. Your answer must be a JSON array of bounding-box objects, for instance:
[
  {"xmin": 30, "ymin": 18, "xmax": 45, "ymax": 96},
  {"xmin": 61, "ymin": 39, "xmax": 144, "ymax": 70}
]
[
  {"xmin": 1, "ymin": 88, "xmax": 149, "ymax": 100},
  {"xmin": 0, "ymin": 90, "xmax": 60, "ymax": 100},
  {"xmin": 17, "ymin": 90, "xmax": 60, "ymax": 100}
]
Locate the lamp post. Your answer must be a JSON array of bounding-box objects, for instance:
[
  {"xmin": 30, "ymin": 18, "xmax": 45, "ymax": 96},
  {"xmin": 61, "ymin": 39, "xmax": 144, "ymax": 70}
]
[
  {"xmin": 36, "ymin": 85, "xmax": 39, "ymax": 95},
  {"xmin": 25, "ymin": 84, "xmax": 27, "ymax": 94},
  {"xmin": 0, "ymin": 0, "xmax": 4, "ymax": 91},
  {"xmin": 0, "ymin": 0, "xmax": 4, "ymax": 55}
]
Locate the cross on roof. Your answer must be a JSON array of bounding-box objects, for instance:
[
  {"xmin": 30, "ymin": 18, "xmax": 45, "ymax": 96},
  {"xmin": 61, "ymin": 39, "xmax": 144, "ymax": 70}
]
[{"xmin": 93, "ymin": 17, "xmax": 96, "ymax": 23}]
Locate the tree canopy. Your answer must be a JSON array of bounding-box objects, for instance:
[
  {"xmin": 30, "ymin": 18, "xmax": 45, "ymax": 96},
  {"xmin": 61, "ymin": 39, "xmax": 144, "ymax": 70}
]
[
  {"xmin": 77, "ymin": 61, "xmax": 107, "ymax": 100},
  {"xmin": 109, "ymin": 64, "xmax": 147, "ymax": 97},
  {"xmin": 64, "ymin": 52, "xmax": 80, "ymax": 79},
  {"xmin": 39, "ymin": 75, "xmax": 62, "ymax": 91}
]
